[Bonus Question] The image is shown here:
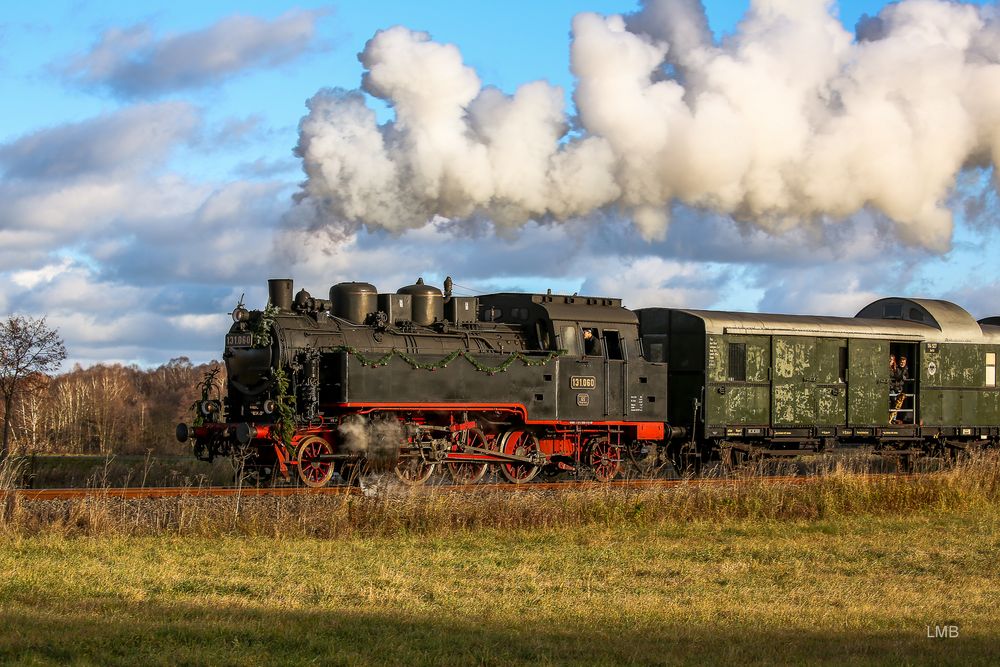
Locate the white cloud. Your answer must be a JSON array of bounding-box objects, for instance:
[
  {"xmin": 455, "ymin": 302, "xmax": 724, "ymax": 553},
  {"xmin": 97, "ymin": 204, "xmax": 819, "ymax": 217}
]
[
  {"xmin": 580, "ymin": 256, "xmax": 726, "ymax": 309},
  {"xmin": 0, "ymin": 102, "xmax": 199, "ymax": 180},
  {"xmin": 0, "ymin": 102, "xmax": 287, "ymax": 365},
  {"xmin": 167, "ymin": 313, "xmax": 231, "ymax": 335},
  {"xmin": 60, "ymin": 9, "xmax": 332, "ymax": 98},
  {"xmin": 10, "ymin": 259, "xmax": 73, "ymax": 289}
]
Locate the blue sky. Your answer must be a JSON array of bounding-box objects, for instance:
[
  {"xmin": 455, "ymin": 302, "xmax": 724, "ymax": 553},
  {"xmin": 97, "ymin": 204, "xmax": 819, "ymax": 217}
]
[{"xmin": 1, "ymin": 0, "xmax": 999, "ymax": 366}]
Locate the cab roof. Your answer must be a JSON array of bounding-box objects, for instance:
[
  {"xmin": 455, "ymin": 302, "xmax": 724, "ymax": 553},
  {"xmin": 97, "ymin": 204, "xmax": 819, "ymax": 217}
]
[{"xmin": 479, "ymin": 292, "xmax": 637, "ymax": 326}]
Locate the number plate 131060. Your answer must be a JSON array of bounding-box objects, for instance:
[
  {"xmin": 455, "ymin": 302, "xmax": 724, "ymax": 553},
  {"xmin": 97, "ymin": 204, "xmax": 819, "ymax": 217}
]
[{"xmin": 226, "ymin": 333, "xmax": 253, "ymax": 347}]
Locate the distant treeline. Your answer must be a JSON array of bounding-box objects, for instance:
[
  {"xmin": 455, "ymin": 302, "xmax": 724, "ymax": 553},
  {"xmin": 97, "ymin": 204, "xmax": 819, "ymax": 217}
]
[{"xmin": 0, "ymin": 358, "xmax": 223, "ymax": 456}]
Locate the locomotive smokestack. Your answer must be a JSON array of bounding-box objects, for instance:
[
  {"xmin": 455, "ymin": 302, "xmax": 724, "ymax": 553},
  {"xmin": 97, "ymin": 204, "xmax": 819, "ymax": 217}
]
[{"xmin": 268, "ymin": 278, "xmax": 293, "ymax": 311}]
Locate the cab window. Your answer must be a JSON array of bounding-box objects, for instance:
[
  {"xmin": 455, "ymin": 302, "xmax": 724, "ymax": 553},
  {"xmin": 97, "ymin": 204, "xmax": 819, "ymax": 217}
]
[
  {"xmin": 561, "ymin": 325, "xmax": 580, "ymax": 356},
  {"xmin": 582, "ymin": 327, "xmax": 601, "ymax": 356},
  {"xmin": 536, "ymin": 322, "xmax": 553, "ymax": 350},
  {"xmin": 604, "ymin": 330, "xmax": 624, "ymax": 360}
]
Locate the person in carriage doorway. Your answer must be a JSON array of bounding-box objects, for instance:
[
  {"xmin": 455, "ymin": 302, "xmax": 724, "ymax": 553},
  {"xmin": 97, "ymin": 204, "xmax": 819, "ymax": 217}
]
[
  {"xmin": 897, "ymin": 356, "xmax": 911, "ymax": 423},
  {"xmin": 583, "ymin": 328, "xmax": 601, "ymax": 356},
  {"xmin": 889, "ymin": 354, "xmax": 900, "ymax": 411}
]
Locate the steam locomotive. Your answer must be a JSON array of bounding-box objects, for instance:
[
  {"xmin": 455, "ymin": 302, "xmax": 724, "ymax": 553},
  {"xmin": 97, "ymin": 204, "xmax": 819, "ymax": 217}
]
[
  {"xmin": 177, "ymin": 277, "xmax": 677, "ymax": 486},
  {"xmin": 177, "ymin": 277, "xmax": 1000, "ymax": 486}
]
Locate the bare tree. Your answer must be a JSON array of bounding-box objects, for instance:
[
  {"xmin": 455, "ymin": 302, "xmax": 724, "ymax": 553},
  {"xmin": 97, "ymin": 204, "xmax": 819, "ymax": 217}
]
[
  {"xmin": 11, "ymin": 373, "xmax": 49, "ymax": 453},
  {"xmin": 0, "ymin": 316, "xmax": 66, "ymax": 460}
]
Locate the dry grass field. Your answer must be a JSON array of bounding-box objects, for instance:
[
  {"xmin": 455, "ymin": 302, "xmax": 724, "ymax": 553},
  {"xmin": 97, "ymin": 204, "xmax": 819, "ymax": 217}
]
[
  {"xmin": 1, "ymin": 455, "xmax": 998, "ymax": 665},
  {"xmin": 10, "ymin": 453, "xmax": 235, "ymax": 489}
]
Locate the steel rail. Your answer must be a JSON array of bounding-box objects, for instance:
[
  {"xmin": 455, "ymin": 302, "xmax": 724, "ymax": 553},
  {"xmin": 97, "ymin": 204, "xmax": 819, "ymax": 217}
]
[
  {"xmin": 9, "ymin": 472, "xmax": 921, "ymax": 501},
  {"xmin": 13, "ymin": 486, "xmax": 361, "ymax": 501}
]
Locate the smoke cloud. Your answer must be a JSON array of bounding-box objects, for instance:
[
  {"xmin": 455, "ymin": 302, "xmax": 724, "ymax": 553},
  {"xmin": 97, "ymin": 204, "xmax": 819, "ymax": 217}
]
[{"xmin": 294, "ymin": 0, "xmax": 1000, "ymax": 251}]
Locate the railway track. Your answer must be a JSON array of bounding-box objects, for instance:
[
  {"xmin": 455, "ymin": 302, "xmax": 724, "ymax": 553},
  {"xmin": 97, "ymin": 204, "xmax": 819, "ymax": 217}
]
[{"xmin": 10, "ymin": 472, "xmax": 920, "ymax": 501}]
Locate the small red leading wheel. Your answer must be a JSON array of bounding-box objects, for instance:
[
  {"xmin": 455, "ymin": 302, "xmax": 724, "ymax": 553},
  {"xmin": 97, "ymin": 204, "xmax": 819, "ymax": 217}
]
[
  {"xmin": 297, "ymin": 435, "xmax": 335, "ymax": 488},
  {"xmin": 447, "ymin": 427, "xmax": 491, "ymax": 484},
  {"xmin": 586, "ymin": 437, "xmax": 621, "ymax": 482},
  {"xmin": 498, "ymin": 430, "xmax": 541, "ymax": 484}
]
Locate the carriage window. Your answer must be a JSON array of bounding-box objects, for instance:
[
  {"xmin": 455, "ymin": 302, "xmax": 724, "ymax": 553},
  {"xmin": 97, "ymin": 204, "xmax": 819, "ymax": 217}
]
[
  {"xmin": 883, "ymin": 303, "xmax": 903, "ymax": 318},
  {"xmin": 987, "ymin": 353, "xmax": 996, "ymax": 387},
  {"xmin": 728, "ymin": 342, "xmax": 747, "ymax": 382},
  {"xmin": 604, "ymin": 331, "xmax": 624, "ymax": 360},
  {"xmin": 839, "ymin": 346, "xmax": 848, "ymax": 382},
  {"xmin": 561, "ymin": 325, "xmax": 580, "ymax": 356}
]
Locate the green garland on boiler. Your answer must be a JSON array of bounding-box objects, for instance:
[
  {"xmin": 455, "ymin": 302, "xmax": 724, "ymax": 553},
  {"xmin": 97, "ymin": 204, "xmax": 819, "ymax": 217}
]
[
  {"xmin": 329, "ymin": 346, "xmax": 562, "ymax": 374},
  {"xmin": 272, "ymin": 365, "xmax": 296, "ymax": 447}
]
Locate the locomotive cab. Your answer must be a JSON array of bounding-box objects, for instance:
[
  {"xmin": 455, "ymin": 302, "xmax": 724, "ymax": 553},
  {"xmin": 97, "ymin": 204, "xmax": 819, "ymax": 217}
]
[{"xmin": 478, "ymin": 292, "xmax": 668, "ymax": 423}]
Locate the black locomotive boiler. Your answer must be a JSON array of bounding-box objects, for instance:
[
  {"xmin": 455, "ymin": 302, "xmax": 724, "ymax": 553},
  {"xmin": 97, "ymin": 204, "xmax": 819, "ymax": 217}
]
[{"xmin": 178, "ymin": 277, "xmax": 677, "ymax": 486}]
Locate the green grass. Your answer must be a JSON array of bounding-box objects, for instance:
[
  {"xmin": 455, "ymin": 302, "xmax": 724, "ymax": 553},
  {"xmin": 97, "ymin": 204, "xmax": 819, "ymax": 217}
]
[
  {"xmin": 1, "ymin": 454, "xmax": 998, "ymax": 664},
  {"xmin": 0, "ymin": 510, "xmax": 997, "ymax": 665}
]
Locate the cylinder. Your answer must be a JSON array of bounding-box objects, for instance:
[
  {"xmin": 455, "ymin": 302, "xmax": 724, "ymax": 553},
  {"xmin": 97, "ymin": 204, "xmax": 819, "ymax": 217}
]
[
  {"xmin": 268, "ymin": 279, "xmax": 293, "ymax": 311},
  {"xmin": 397, "ymin": 280, "xmax": 443, "ymax": 326},
  {"xmin": 330, "ymin": 282, "xmax": 378, "ymax": 324}
]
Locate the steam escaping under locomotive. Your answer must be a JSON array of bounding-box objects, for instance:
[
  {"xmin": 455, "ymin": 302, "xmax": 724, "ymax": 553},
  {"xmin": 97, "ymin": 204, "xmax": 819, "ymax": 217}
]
[{"xmin": 177, "ymin": 277, "xmax": 1000, "ymax": 486}]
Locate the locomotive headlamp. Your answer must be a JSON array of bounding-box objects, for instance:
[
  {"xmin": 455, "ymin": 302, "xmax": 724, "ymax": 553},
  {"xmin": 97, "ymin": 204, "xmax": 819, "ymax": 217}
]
[
  {"xmin": 262, "ymin": 399, "xmax": 277, "ymax": 415},
  {"xmin": 199, "ymin": 400, "xmax": 221, "ymax": 416},
  {"xmin": 232, "ymin": 306, "xmax": 250, "ymax": 323}
]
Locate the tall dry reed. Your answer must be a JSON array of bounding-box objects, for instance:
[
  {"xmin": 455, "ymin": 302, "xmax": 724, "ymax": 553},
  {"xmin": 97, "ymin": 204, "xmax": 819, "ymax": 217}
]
[{"xmin": 2, "ymin": 452, "xmax": 997, "ymax": 539}]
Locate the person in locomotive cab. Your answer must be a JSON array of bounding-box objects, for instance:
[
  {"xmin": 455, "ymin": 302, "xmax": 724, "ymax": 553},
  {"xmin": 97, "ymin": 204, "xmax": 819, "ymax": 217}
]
[{"xmin": 583, "ymin": 328, "xmax": 601, "ymax": 356}]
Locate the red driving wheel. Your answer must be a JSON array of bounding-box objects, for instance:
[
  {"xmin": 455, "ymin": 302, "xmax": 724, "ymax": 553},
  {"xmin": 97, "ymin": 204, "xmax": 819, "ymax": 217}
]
[
  {"xmin": 297, "ymin": 435, "xmax": 335, "ymax": 488},
  {"xmin": 498, "ymin": 430, "xmax": 541, "ymax": 484}
]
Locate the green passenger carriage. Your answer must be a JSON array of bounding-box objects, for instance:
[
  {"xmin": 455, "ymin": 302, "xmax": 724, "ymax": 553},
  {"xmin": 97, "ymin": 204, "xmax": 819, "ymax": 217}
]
[{"xmin": 638, "ymin": 298, "xmax": 1000, "ymax": 465}]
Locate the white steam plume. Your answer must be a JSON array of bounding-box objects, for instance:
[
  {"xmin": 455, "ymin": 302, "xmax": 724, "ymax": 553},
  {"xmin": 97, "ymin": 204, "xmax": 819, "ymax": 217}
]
[
  {"xmin": 294, "ymin": 0, "xmax": 1000, "ymax": 251},
  {"xmin": 337, "ymin": 414, "xmax": 405, "ymax": 472}
]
